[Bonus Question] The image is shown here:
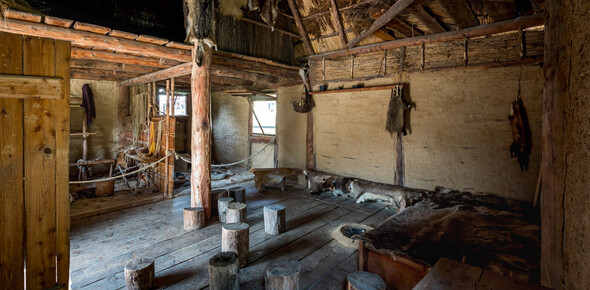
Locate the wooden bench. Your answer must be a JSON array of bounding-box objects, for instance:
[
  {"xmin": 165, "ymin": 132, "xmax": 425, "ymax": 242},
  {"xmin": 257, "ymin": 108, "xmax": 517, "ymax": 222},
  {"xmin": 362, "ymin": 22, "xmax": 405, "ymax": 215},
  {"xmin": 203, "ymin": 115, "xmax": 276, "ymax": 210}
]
[{"xmin": 249, "ymin": 168, "xmax": 299, "ymax": 192}]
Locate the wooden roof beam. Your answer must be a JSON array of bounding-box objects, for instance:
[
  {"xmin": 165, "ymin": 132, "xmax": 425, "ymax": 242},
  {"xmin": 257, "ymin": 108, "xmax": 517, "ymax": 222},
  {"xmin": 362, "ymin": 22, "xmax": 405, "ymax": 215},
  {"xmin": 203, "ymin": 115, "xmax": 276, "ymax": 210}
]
[
  {"xmin": 407, "ymin": 2, "xmax": 447, "ymax": 33},
  {"xmin": 71, "ymin": 48, "xmax": 180, "ymax": 68},
  {"xmin": 347, "ymin": 0, "xmax": 417, "ymax": 48},
  {"xmin": 387, "ymin": 18, "xmax": 424, "ymax": 37},
  {"xmin": 435, "ymin": 0, "xmax": 478, "ymax": 29},
  {"xmin": 329, "ymin": 0, "xmax": 348, "ymax": 48},
  {"xmin": 308, "ymin": 14, "xmax": 543, "ymax": 60},
  {"xmin": 286, "ymin": 0, "xmax": 315, "ymax": 55}
]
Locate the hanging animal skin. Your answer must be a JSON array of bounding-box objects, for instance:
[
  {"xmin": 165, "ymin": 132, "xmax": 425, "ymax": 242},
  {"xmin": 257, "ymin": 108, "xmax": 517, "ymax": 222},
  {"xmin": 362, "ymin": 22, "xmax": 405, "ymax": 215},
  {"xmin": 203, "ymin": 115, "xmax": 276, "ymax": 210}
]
[
  {"xmin": 183, "ymin": 0, "xmax": 217, "ymax": 65},
  {"xmin": 260, "ymin": 0, "xmax": 279, "ymax": 29},
  {"xmin": 248, "ymin": 0, "xmax": 260, "ymax": 11},
  {"xmin": 508, "ymin": 97, "xmax": 531, "ymax": 171}
]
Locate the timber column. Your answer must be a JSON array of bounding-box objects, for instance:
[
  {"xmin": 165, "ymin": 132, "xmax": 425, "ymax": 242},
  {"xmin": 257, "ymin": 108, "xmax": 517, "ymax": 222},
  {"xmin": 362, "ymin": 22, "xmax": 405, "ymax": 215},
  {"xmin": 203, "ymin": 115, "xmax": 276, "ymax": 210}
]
[{"xmin": 190, "ymin": 43, "xmax": 213, "ymax": 219}]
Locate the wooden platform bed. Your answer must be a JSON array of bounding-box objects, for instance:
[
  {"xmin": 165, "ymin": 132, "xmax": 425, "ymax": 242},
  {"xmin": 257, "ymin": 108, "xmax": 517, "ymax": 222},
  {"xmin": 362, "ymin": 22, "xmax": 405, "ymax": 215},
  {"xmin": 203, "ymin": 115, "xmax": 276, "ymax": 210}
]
[{"xmin": 354, "ymin": 189, "xmax": 541, "ymax": 290}]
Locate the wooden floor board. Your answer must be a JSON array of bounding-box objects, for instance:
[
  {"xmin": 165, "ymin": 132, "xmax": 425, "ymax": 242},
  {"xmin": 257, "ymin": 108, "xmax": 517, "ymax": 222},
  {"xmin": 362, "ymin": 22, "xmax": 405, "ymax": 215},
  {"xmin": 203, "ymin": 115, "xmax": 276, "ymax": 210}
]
[{"xmin": 69, "ymin": 182, "xmax": 393, "ymax": 289}]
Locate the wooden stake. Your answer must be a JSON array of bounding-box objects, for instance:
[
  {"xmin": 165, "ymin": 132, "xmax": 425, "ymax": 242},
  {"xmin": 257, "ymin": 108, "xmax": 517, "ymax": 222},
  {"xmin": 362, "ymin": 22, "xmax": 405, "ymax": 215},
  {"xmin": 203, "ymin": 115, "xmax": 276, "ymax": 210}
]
[
  {"xmin": 183, "ymin": 207, "xmax": 205, "ymax": 230},
  {"xmin": 190, "ymin": 43, "xmax": 213, "ymax": 218},
  {"xmin": 208, "ymin": 252, "xmax": 240, "ymax": 290},
  {"xmin": 265, "ymin": 258, "xmax": 301, "ymax": 290},
  {"xmin": 221, "ymin": 223, "xmax": 250, "ymax": 268},
  {"xmin": 226, "ymin": 202, "xmax": 247, "ymax": 223},
  {"xmin": 264, "ymin": 205, "xmax": 286, "ymax": 235},
  {"xmin": 211, "ymin": 189, "xmax": 228, "ymax": 217},
  {"xmin": 228, "ymin": 186, "xmax": 246, "ymax": 203},
  {"xmin": 218, "ymin": 197, "xmax": 233, "ymax": 223},
  {"xmin": 124, "ymin": 258, "xmax": 155, "ymax": 290}
]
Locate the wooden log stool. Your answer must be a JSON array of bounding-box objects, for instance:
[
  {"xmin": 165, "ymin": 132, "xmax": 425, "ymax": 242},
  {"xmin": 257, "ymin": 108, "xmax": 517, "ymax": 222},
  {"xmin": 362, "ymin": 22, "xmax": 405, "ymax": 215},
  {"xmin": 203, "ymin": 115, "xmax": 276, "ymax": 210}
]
[
  {"xmin": 264, "ymin": 204, "xmax": 286, "ymax": 235},
  {"xmin": 229, "ymin": 186, "xmax": 246, "ymax": 203},
  {"xmin": 218, "ymin": 197, "xmax": 234, "ymax": 223},
  {"xmin": 347, "ymin": 271, "xmax": 386, "ymax": 290},
  {"xmin": 208, "ymin": 251, "xmax": 240, "ymax": 290},
  {"xmin": 211, "ymin": 189, "xmax": 229, "ymax": 217},
  {"xmin": 264, "ymin": 258, "xmax": 301, "ymax": 290},
  {"xmin": 183, "ymin": 207, "xmax": 205, "ymax": 230},
  {"xmin": 124, "ymin": 257, "xmax": 155, "ymax": 290},
  {"xmin": 222, "ymin": 222, "xmax": 250, "ymax": 268},
  {"xmin": 226, "ymin": 202, "xmax": 247, "ymax": 223}
]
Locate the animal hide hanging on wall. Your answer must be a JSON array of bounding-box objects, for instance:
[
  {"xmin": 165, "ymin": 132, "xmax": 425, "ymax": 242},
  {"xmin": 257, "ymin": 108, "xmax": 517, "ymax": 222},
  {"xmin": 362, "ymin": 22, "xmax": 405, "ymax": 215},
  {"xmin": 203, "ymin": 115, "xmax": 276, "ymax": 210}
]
[
  {"xmin": 508, "ymin": 96, "xmax": 531, "ymax": 171},
  {"xmin": 183, "ymin": 0, "xmax": 217, "ymax": 66},
  {"xmin": 385, "ymin": 85, "xmax": 411, "ymax": 136},
  {"xmin": 260, "ymin": 0, "xmax": 279, "ymax": 29}
]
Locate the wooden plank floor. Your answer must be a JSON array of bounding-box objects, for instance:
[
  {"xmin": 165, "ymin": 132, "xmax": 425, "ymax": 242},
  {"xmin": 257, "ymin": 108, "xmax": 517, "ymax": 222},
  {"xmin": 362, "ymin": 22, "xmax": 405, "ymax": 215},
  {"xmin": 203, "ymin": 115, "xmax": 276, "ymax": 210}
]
[{"xmin": 69, "ymin": 181, "xmax": 397, "ymax": 289}]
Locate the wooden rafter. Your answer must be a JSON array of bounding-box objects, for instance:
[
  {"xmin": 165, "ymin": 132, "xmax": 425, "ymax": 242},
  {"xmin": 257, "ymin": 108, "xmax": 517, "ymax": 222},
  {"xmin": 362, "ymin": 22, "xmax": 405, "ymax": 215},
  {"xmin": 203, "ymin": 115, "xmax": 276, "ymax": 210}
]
[
  {"xmin": 435, "ymin": 0, "xmax": 479, "ymax": 29},
  {"xmin": 388, "ymin": 18, "xmax": 423, "ymax": 37},
  {"xmin": 407, "ymin": 2, "xmax": 446, "ymax": 33},
  {"xmin": 309, "ymin": 14, "xmax": 544, "ymax": 60},
  {"xmin": 329, "ymin": 0, "xmax": 348, "ymax": 48},
  {"xmin": 286, "ymin": 0, "xmax": 315, "ymax": 55},
  {"xmin": 347, "ymin": 0, "xmax": 417, "ymax": 48}
]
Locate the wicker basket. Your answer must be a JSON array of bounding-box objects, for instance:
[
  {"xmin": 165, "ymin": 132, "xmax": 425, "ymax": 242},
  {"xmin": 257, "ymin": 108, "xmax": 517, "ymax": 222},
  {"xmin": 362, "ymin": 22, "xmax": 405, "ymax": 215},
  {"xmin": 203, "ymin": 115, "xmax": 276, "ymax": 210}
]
[{"xmin": 292, "ymin": 101, "xmax": 311, "ymax": 113}]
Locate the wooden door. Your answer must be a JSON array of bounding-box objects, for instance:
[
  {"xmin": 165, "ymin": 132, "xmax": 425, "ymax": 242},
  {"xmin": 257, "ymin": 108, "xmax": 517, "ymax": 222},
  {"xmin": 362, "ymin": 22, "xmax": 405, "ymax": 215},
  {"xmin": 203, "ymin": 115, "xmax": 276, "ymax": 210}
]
[{"xmin": 0, "ymin": 31, "xmax": 70, "ymax": 289}]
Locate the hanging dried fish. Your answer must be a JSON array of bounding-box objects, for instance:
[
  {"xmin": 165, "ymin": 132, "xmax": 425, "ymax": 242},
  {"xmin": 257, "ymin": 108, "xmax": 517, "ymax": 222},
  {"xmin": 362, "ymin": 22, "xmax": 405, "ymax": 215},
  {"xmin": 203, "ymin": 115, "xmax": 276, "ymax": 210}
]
[{"xmin": 260, "ymin": 0, "xmax": 279, "ymax": 29}]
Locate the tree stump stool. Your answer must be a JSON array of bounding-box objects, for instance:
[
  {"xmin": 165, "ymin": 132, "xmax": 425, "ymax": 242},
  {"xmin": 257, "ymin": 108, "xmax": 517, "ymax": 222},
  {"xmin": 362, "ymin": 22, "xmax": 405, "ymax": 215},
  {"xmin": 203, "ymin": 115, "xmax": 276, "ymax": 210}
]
[
  {"xmin": 124, "ymin": 257, "xmax": 155, "ymax": 290},
  {"xmin": 226, "ymin": 202, "xmax": 247, "ymax": 223},
  {"xmin": 346, "ymin": 271, "xmax": 386, "ymax": 290},
  {"xmin": 264, "ymin": 204, "xmax": 286, "ymax": 235},
  {"xmin": 264, "ymin": 258, "xmax": 301, "ymax": 290},
  {"xmin": 218, "ymin": 197, "xmax": 234, "ymax": 223},
  {"xmin": 208, "ymin": 251, "xmax": 239, "ymax": 290},
  {"xmin": 229, "ymin": 186, "xmax": 246, "ymax": 203},
  {"xmin": 222, "ymin": 222, "xmax": 250, "ymax": 268},
  {"xmin": 183, "ymin": 207, "xmax": 205, "ymax": 230},
  {"xmin": 211, "ymin": 189, "xmax": 229, "ymax": 217}
]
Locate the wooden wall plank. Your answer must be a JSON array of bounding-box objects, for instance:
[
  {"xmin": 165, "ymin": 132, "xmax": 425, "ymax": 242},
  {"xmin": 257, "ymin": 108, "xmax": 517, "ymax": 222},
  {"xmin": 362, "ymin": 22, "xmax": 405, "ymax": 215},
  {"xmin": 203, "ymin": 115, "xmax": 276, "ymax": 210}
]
[
  {"xmin": 0, "ymin": 74, "xmax": 65, "ymax": 99},
  {"xmin": 54, "ymin": 40, "xmax": 71, "ymax": 287},
  {"xmin": 23, "ymin": 36, "xmax": 58, "ymax": 289},
  {"xmin": 0, "ymin": 31, "xmax": 25, "ymax": 290}
]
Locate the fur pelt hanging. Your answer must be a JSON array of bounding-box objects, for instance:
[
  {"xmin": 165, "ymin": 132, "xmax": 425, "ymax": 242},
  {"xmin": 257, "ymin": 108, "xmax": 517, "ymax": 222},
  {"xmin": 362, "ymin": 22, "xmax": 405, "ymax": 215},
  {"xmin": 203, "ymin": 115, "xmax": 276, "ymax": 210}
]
[
  {"xmin": 292, "ymin": 67, "xmax": 312, "ymax": 113},
  {"xmin": 248, "ymin": 0, "xmax": 260, "ymax": 10},
  {"xmin": 260, "ymin": 0, "xmax": 279, "ymax": 29},
  {"xmin": 385, "ymin": 85, "xmax": 411, "ymax": 135},
  {"xmin": 508, "ymin": 96, "xmax": 531, "ymax": 171},
  {"xmin": 183, "ymin": 0, "xmax": 216, "ymax": 66}
]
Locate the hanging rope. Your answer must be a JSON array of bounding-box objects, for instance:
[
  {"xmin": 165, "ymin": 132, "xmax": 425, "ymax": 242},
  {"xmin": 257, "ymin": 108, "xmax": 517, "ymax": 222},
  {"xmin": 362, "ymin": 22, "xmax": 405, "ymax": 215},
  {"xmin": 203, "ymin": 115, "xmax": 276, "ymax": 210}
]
[{"xmin": 175, "ymin": 135, "xmax": 277, "ymax": 168}]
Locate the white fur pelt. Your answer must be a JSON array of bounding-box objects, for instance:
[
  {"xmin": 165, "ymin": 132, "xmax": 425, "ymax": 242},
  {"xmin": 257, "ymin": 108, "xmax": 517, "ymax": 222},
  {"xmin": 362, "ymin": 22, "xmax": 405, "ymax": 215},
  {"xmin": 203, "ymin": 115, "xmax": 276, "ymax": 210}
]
[{"xmin": 349, "ymin": 180, "xmax": 426, "ymax": 210}]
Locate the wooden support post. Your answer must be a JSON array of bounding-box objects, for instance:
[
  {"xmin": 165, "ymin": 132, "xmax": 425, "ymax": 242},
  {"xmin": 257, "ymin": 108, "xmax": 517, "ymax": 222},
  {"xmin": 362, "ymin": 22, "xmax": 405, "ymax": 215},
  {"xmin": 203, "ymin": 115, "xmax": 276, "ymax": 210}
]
[
  {"xmin": 395, "ymin": 132, "xmax": 404, "ymax": 186},
  {"xmin": 218, "ymin": 197, "xmax": 234, "ymax": 223},
  {"xmin": 167, "ymin": 77, "xmax": 175, "ymax": 197},
  {"xmin": 226, "ymin": 202, "xmax": 247, "ymax": 223},
  {"xmin": 399, "ymin": 47, "xmax": 406, "ymax": 73},
  {"xmin": 264, "ymin": 205, "xmax": 286, "ymax": 235},
  {"xmin": 221, "ymin": 223, "xmax": 250, "ymax": 268},
  {"xmin": 347, "ymin": 271, "xmax": 386, "ymax": 290},
  {"xmin": 164, "ymin": 79, "xmax": 170, "ymax": 197},
  {"xmin": 208, "ymin": 252, "xmax": 240, "ymax": 290},
  {"xmin": 211, "ymin": 189, "xmax": 229, "ymax": 217},
  {"xmin": 229, "ymin": 186, "xmax": 246, "ymax": 203},
  {"xmin": 190, "ymin": 43, "xmax": 213, "ymax": 219},
  {"xmin": 124, "ymin": 258, "xmax": 155, "ymax": 290},
  {"xmin": 306, "ymin": 109, "xmax": 315, "ymax": 170},
  {"xmin": 183, "ymin": 207, "xmax": 205, "ymax": 230},
  {"xmin": 265, "ymin": 258, "xmax": 301, "ymax": 290}
]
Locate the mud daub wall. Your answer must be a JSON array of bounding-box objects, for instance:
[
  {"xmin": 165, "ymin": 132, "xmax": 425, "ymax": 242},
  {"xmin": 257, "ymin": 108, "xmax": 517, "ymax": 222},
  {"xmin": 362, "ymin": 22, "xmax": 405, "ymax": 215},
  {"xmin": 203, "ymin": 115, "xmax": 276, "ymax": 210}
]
[
  {"xmin": 309, "ymin": 65, "xmax": 543, "ymax": 202},
  {"xmin": 70, "ymin": 79, "xmax": 119, "ymax": 176},
  {"xmin": 211, "ymin": 92, "xmax": 250, "ymax": 167}
]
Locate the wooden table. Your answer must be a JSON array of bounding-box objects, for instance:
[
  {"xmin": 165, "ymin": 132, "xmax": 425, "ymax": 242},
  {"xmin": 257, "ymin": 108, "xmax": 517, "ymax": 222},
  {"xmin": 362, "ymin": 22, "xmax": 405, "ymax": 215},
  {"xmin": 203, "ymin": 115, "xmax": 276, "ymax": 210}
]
[
  {"xmin": 413, "ymin": 258, "xmax": 551, "ymax": 290},
  {"xmin": 249, "ymin": 168, "xmax": 299, "ymax": 192}
]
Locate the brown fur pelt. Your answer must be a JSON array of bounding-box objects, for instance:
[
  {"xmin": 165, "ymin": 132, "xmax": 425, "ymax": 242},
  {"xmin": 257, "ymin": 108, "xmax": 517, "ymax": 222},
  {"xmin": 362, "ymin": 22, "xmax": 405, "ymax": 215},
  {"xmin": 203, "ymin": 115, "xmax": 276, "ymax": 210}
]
[
  {"xmin": 260, "ymin": 0, "xmax": 279, "ymax": 28},
  {"xmin": 304, "ymin": 170, "xmax": 355, "ymax": 196},
  {"xmin": 508, "ymin": 97, "xmax": 531, "ymax": 171},
  {"xmin": 355, "ymin": 200, "xmax": 541, "ymax": 282},
  {"xmin": 183, "ymin": 0, "xmax": 216, "ymax": 65},
  {"xmin": 385, "ymin": 85, "xmax": 411, "ymax": 136}
]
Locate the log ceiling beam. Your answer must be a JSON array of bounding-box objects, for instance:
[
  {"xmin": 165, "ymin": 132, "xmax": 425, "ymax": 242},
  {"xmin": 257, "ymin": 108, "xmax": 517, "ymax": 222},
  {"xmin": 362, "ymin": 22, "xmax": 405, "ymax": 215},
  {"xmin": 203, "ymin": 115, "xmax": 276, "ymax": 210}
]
[
  {"xmin": 407, "ymin": 2, "xmax": 447, "ymax": 33},
  {"xmin": 308, "ymin": 14, "xmax": 543, "ymax": 60},
  {"xmin": 286, "ymin": 0, "xmax": 315, "ymax": 55},
  {"xmin": 71, "ymin": 59, "xmax": 161, "ymax": 74},
  {"xmin": 329, "ymin": 0, "xmax": 348, "ymax": 48},
  {"xmin": 347, "ymin": 0, "xmax": 417, "ymax": 48},
  {"xmin": 387, "ymin": 18, "xmax": 424, "ymax": 37},
  {"xmin": 435, "ymin": 0, "xmax": 479, "ymax": 29},
  {"xmin": 71, "ymin": 48, "xmax": 179, "ymax": 68}
]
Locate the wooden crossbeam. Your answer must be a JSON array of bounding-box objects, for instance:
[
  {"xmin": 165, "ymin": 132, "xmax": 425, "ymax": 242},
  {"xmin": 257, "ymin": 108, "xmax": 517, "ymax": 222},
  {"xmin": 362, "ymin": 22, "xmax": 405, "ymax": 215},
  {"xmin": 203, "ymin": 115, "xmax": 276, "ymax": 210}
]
[
  {"xmin": 407, "ymin": 3, "xmax": 446, "ymax": 33},
  {"xmin": 329, "ymin": 0, "xmax": 348, "ymax": 48},
  {"xmin": 308, "ymin": 14, "xmax": 544, "ymax": 60},
  {"xmin": 286, "ymin": 0, "xmax": 315, "ymax": 55},
  {"xmin": 435, "ymin": 0, "xmax": 479, "ymax": 29},
  {"xmin": 387, "ymin": 18, "xmax": 424, "ymax": 37},
  {"xmin": 347, "ymin": 0, "xmax": 417, "ymax": 48},
  {"xmin": 0, "ymin": 74, "xmax": 64, "ymax": 99}
]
